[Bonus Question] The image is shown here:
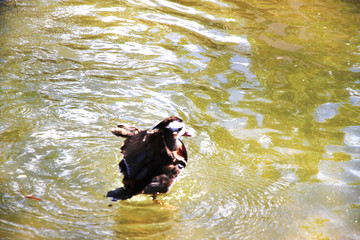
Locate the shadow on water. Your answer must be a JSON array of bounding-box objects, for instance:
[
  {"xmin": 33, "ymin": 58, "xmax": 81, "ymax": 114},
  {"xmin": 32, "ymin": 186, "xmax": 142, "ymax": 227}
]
[
  {"xmin": 107, "ymin": 201, "xmax": 179, "ymax": 238},
  {"xmin": 0, "ymin": 0, "xmax": 359, "ymax": 239}
]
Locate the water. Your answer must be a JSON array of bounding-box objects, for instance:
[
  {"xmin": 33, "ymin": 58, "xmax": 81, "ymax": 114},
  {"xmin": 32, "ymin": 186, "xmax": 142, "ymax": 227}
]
[{"xmin": 0, "ymin": 0, "xmax": 359, "ymax": 239}]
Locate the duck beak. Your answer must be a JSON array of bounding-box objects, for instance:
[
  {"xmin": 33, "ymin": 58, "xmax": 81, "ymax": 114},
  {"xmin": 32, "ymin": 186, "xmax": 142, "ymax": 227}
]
[
  {"xmin": 182, "ymin": 130, "xmax": 192, "ymax": 137},
  {"xmin": 173, "ymin": 130, "xmax": 192, "ymax": 137}
]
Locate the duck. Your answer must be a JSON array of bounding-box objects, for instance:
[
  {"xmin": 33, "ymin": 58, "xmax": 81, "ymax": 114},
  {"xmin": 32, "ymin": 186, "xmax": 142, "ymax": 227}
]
[{"xmin": 106, "ymin": 116, "xmax": 192, "ymax": 201}]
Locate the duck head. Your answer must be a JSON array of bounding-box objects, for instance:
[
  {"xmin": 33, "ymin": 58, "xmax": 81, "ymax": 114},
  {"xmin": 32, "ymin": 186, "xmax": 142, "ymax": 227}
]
[{"xmin": 153, "ymin": 116, "xmax": 192, "ymax": 150}]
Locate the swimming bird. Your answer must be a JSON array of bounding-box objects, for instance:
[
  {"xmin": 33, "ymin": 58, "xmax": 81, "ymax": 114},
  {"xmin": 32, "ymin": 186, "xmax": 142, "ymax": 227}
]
[{"xmin": 107, "ymin": 116, "xmax": 192, "ymax": 201}]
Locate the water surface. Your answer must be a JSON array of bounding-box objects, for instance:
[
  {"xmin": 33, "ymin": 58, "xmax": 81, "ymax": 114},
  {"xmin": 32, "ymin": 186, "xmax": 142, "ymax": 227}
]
[{"xmin": 0, "ymin": 0, "xmax": 359, "ymax": 239}]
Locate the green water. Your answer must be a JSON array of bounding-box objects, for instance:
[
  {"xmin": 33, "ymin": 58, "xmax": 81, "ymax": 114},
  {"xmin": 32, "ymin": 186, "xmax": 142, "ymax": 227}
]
[{"xmin": 0, "ymin": 0, "xmax": 359, "ymax": 239}]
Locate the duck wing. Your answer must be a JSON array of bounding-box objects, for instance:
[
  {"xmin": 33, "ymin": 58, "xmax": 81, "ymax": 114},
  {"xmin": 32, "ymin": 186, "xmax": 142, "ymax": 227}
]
[
  {"xmin": 142, "ymin": 139, "xmax": 188, "ymax": 194},
  {"xmin": 111, "ymin": 124, "xmax": 141, "ymax": 138},
  {"xmin": 119, "ymin": 130, "xmax": 174, "ymax": 191}
]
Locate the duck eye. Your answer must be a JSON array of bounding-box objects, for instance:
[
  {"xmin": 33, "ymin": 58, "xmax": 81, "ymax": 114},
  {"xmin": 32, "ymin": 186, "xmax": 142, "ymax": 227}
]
[{"xmin": 178, "ymin": 127, "xmax": 183, "ymax": 132}]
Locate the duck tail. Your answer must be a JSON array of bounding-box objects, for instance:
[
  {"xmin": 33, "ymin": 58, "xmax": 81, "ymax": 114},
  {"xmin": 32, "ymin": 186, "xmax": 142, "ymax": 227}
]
[{"xmin": 106, "ymin": 187, "xmax": 134, "ymax": 201}]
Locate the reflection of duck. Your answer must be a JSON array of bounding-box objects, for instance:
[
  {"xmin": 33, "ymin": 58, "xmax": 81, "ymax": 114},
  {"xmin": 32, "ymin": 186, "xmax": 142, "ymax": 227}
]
[{"xmin": 107, "ymin": 116, "xmax": 192, "ymax": 201}]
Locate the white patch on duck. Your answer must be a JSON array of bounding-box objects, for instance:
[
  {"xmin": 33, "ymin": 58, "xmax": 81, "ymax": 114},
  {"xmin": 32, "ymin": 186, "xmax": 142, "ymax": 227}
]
[{"xmin": 166, "ymin": 120, "xmax": 186, "ymax": 138}]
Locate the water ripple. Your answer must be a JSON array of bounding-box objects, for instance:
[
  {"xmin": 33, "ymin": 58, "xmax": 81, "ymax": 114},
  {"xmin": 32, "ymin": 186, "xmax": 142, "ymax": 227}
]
[
  {"xmin": 170, "ymin": 158, "xmax": 293, "ymax": 239},
  {"xmin": 139, "ymin": 12, "xmax": 249, "ymax": 45},
  {"xmin": 0, "ymin": 99, "xmax": 36, "ymax": 122},
  {"xmin": 1, "ymin": 0, "xmax": 359, "ymax": 239}
]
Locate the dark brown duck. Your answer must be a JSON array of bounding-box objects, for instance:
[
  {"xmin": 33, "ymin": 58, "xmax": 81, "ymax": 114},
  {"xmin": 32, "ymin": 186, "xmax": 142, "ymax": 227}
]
[{"xmin": 107, "ymin": 116, "xmax": 192, "ymax": 201}]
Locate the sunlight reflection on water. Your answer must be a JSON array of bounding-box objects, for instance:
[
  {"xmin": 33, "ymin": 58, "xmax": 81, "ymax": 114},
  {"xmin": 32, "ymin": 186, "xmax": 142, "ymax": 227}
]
[{"xmin": 0, "ymin": 0, "xmax": 359, "ymax": 239}]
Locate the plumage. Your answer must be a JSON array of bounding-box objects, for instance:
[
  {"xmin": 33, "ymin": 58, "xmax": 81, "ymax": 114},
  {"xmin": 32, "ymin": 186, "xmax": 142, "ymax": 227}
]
[{"xmin": 107, "ymin": 116, "xmax": 191, "ymax": 201}]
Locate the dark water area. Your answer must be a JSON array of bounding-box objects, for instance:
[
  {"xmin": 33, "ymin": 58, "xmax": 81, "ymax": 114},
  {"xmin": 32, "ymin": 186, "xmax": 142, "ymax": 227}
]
[{"xmin": 0, "ymin": 0, "xmax": 359, "ymax": 239}]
